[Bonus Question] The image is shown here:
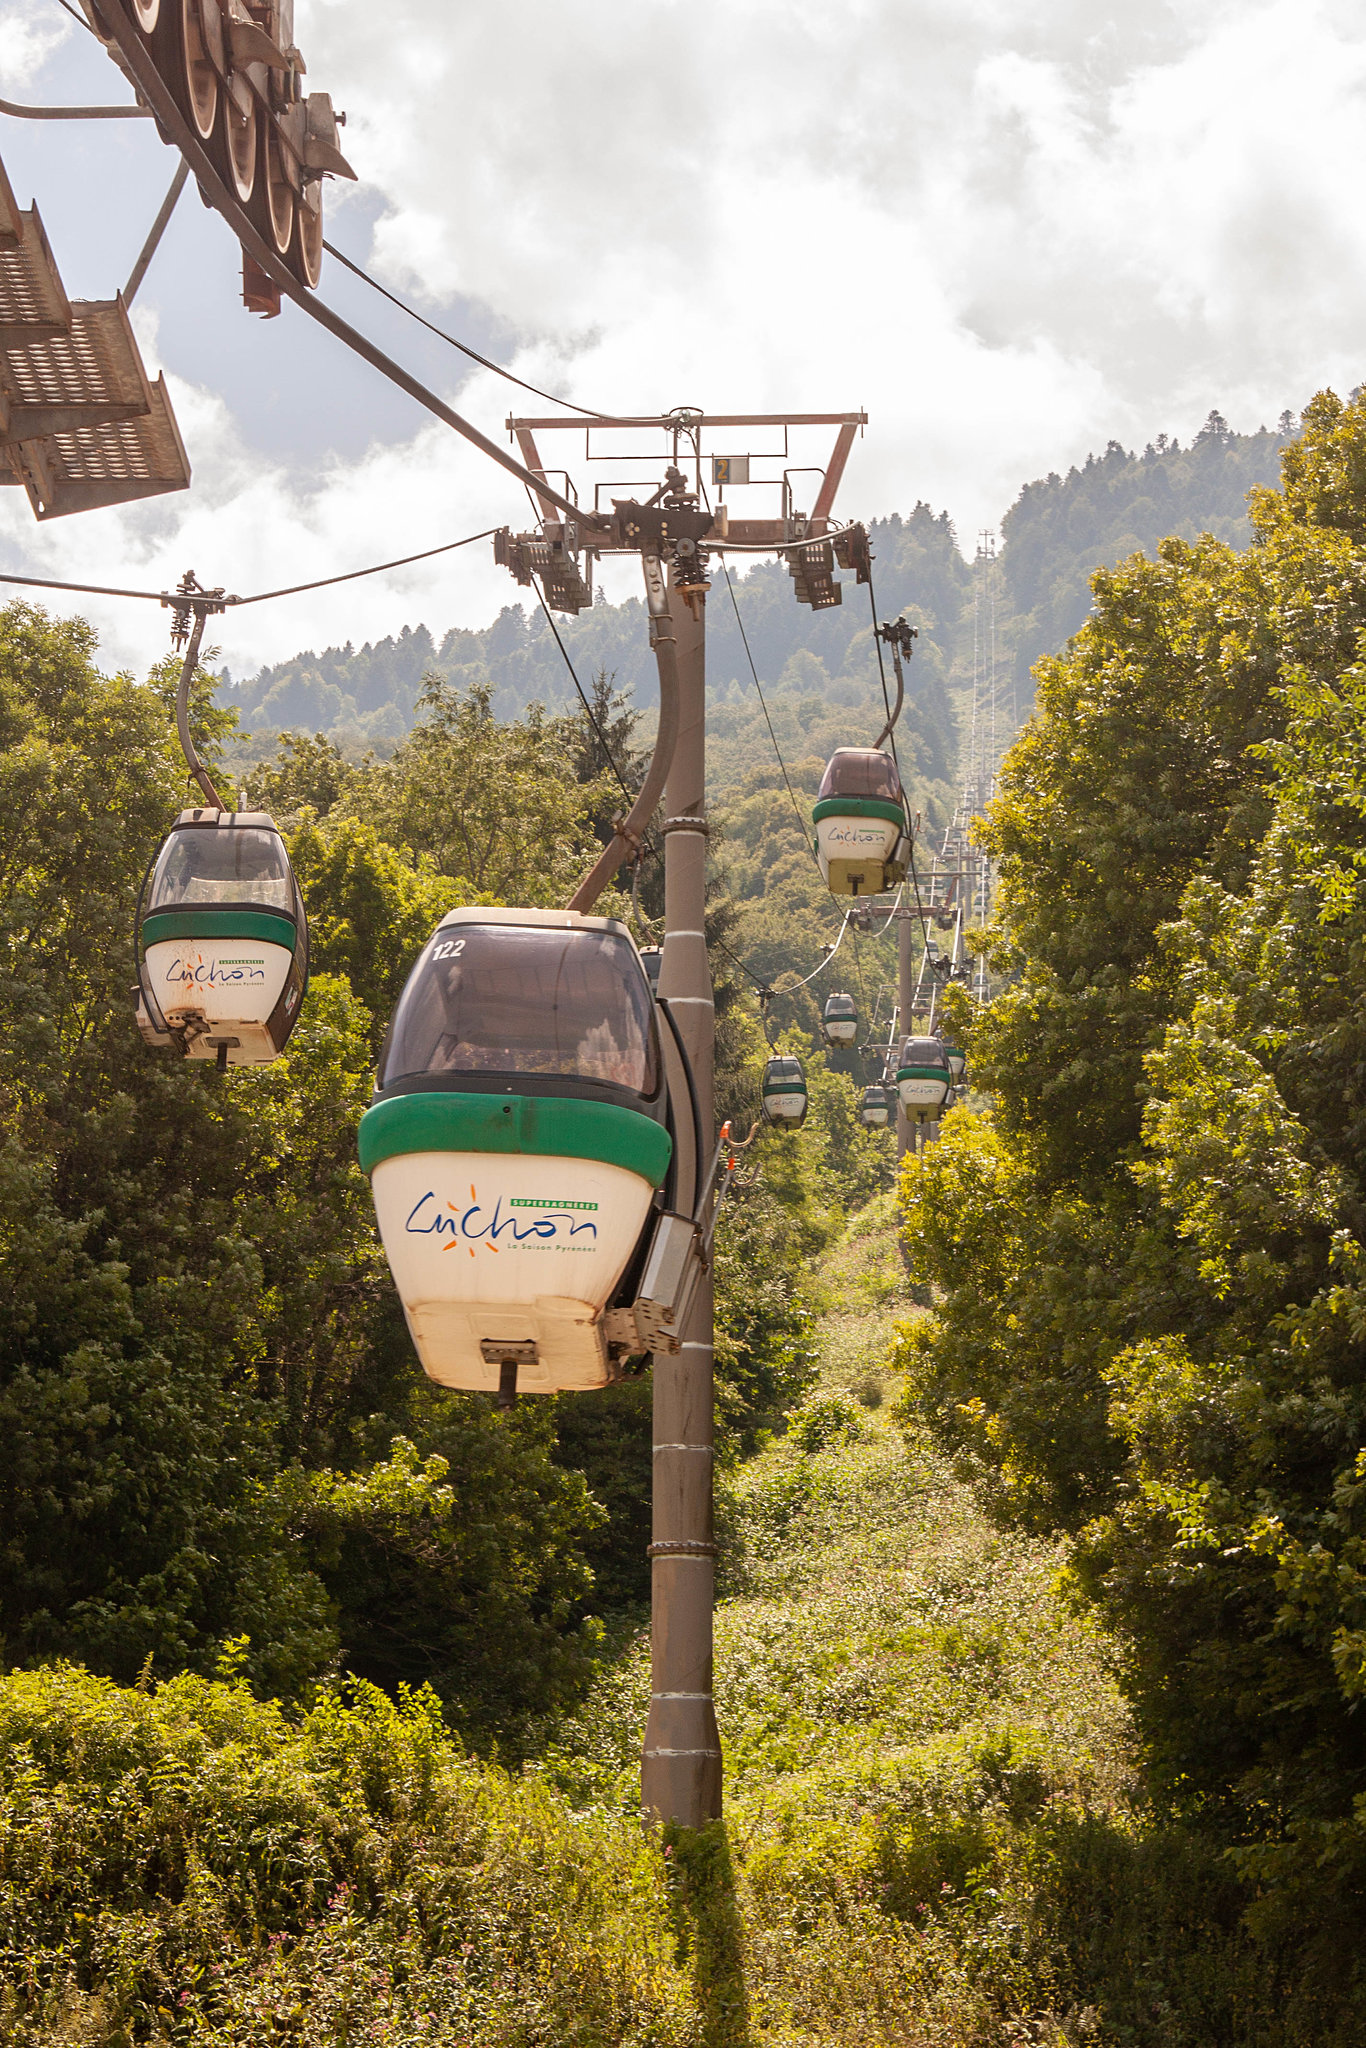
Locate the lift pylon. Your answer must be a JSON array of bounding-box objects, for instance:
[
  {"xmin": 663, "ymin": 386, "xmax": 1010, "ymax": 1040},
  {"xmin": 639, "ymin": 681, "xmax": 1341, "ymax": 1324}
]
[{"xmin": 494, "ymin": 408, "xmax": 867, "ymax": 1830}]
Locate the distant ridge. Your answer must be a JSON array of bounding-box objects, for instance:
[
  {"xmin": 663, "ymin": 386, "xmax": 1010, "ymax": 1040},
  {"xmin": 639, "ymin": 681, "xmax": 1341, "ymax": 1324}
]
[{"xmin": 218, "ymin": 411, "xmax": 1293, "ymax": 761}]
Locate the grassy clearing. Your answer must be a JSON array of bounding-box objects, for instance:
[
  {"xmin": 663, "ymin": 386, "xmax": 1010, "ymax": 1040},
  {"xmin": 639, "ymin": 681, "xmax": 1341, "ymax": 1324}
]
[
  {"xmin": 552, "ymin": 1201, "xmax": 1343, "ymax": 2047},
  {"xmin": 553, "ymin": 1196, "xmax": 1132, "ymax": 1831}
]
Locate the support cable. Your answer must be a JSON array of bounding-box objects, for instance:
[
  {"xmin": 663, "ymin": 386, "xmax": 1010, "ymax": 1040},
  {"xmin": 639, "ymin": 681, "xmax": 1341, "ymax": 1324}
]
[
  {"xmin": 849, "ymin": 922, "xmax": 870, "ymax": 1037},
  {"xmin": 688, "ymin": 440, "xmax": 825, "ymax": 872},
  {"xmin": 866, "ymin": 565, "xmax": 904, "ymax": 786},
  {"xmin": 0, "ymin": 525, "xmax": 500, "ymax": 611},
  {"xmin": 770, "ymin": 906, "xmax": 853, "ymax": 993},
  {"xmin": 718, "ymin": 557, "xmax": 822, "ymax": 874},
  {"xmin": 525, "ymin": 566, "xmax": 634, "ymax": 806},
  {"xmin": 564, "ymin": 555, "xmax": 680, "ymax": 914},
  {"xmin": 52, "ymin": 0, "xmax": 101, "ymax": 31},
  {"xmin": 322, "ymin": 238, "xmax": 620, "ymax": 424}
]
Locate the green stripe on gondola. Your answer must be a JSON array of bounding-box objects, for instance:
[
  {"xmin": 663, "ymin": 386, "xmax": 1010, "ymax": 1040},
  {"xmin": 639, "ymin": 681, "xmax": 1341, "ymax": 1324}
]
[
  {"xmin": 812, "ymin": 796, "xmax": 906, "ymax": 827},
  {"xmin": 897, "ymin": 1067, "xmax": 950, "ymax": 1083},
  {"xmin": 141, "ymin": 908, "xmax": 298, "ymax": 948},
  {"xmin": 358, "ymin": 1090, "xmax": 673, "ymax": 1187}
]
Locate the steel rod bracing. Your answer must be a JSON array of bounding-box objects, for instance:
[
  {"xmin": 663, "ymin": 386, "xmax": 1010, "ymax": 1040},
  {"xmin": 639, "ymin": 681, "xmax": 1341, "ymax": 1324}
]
[
  {"xmin": 174, "ymin": 607, "xmax": 226, "ymax": 810},
  {"xmin": 713, "ymin": 521, "xmax": 858, "ymax": 556},
  {"xmin": 0, "ymin": 95, "xmax": 152, "ymax": 118},
  {"xmin": 564, "ymin": 553, "xmax": 680, "ymax": 913},
  {"xmin": 87, "ymin": 0, "xmax": 587, "ymax": 523},
  {"xmin": 124, "ymin": 158, "xmax": 189, "ymax": 307}
]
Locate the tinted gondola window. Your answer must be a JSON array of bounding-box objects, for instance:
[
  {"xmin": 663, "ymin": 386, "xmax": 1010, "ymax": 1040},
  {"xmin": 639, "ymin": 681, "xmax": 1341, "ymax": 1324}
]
[
  {"xmin": 151, "ymin": 828, "xmax": 294, "ymax": 912},
  {"xmin": 817, "ymin": 749, "xmax": 903, "ymax": 803},
  {"xmin": 381, "ymin": 926, "xmax": 659, "ymax": 1096}
]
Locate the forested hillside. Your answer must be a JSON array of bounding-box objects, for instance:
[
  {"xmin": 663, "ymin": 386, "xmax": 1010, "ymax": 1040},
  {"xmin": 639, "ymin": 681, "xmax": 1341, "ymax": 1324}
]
[{"xmin": 218, "ymin": 413, "xmax": 1290, "ymax": 767}]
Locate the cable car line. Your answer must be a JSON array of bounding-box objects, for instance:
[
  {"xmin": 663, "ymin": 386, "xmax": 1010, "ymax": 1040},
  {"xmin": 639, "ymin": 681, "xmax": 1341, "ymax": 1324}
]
[
  {"xmin": 848, "ymin": 926, "xmax": 870, "ymax": 1038},
  {"xmin": 51, "ymin": 0, "xmax": 100, "ymax": 34},
  {"xmin": 718, "ymin": 557, "xmax": 823, "ymax": 868},
  {"xmin": 770, "ymin": 905, "xmax": 855, "ymax": 993},
  {"xmin": 0, "ymin": 526, "xmax": 500, "ymax": 615},
  {"xmin": 322, "ymin": 237, "xmax": 621, "ymax": 425},
  {"xmin": 868, "ymin": 574, "xmax": 899, "ymax": 765},
  {"xmin": 523, "ymin": 563, "xmax": 635, "ymax": 809},
  {"xmin": 566, "ymin": 554, "xmax": 680, "ymax": 914},
  {"xmin": 234, "ymin": 528, "xmax": 501, "ymax": 605}
]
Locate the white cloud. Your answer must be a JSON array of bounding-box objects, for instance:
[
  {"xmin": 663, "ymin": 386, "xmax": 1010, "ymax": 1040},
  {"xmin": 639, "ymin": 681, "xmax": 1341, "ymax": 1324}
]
[
  {"xmin": 2, "ymin": 0, "xmax": 1365, "ymax": 672},
  {"xmin": 0, "ymin": 1, "xmax": 70, "ymax": 90}
]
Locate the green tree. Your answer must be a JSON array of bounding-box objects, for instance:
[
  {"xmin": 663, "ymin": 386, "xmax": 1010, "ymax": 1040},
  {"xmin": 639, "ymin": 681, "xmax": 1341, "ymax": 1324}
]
[
  {"xmin": 0, "ymin": 610, "xmax": 606, "ymax": 1739},
  {"xmin": 355, "ymin": 676, "xmax": 600, "ymax": 902},
  {"xmin": 895, "ymin": 393, "xmax": 1366, "ymax": 1961}
]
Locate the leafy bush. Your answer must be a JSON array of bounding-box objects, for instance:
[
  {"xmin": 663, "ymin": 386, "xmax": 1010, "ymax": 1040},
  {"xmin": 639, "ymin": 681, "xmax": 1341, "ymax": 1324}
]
[{"xmin": 0, "ymin": 1664, "xmax": 698, "ymax": 2046}]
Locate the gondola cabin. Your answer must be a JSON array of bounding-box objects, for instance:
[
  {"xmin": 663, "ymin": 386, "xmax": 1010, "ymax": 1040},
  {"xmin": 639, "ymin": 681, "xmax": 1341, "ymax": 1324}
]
[
  {"xmin": 761, "ymin": 1055, "xmax": 808, "ymax": 1128},
  {"xmin": 860, "ymin": 1083, "xmax": 891, "ymax": 1128},
  {"xmin": 813, "ymin": 748, "xmax": 909, "ymax": 897},
  {"xmin": 940, "ymin": 1037, "xmax": 967, "ymax": 1088},
  {"xmin": 640, "ymin": 945, "xmax": 663, "ymax": 995},
  {"xmin": 821, "ymin": 991, "xmax": 859, "ymax": 1046},
  {"xmin": 895, "ymin": 1036, "xmax": 952, "ymax": 1121},
  {"xmin": 359, "ymin": 908, "xmax": 672, "ymax": 1397},
  {"xmin": 135, "ymin": 809, "xmax": 307, "ymax": 1065}
]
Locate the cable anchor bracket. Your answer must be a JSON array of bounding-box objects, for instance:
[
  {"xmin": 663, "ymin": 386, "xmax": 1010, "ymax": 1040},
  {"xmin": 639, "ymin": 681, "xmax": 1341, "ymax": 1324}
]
[{"xmin": 162, "ymin": 570, "xmax": 232, "ymax": 651}]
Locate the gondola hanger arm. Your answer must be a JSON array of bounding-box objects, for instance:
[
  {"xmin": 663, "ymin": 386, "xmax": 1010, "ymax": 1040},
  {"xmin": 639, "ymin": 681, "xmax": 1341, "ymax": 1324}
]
[
  {"xmin": 564, "ymin": 552, "xmax": 681, "ymax": 914},
  {"xmin": 168, "ymin": 572, "xmax": 229, "ymax": 810}
]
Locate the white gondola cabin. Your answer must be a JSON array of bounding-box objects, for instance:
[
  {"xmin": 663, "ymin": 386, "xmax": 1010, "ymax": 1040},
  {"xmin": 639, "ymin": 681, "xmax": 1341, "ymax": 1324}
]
[
  {"xmin": 860, "ymin": 1083, "xmax": 891, "ymax": 1128},
  {"xmin": 761, "ymin": 1054, "xmax": 808, "ymax": 1128},
  {"xmin": 895, "ymin": 1036, "xmax": 952, "ymax": 1121},
  {"xmin": 812, "ymin": 749, "xmax": 910, "ymax": 897},
  {"xmin": 134, "ymin": 809, "xmax": 307, "ymax": 1065},
  {"xmin": 359, "ymin": 908, "xmax": 673, "ymax": 1398},
  {"xmin": 821, "ymin": 991, "xmax": 859, "ymax": 1046}
]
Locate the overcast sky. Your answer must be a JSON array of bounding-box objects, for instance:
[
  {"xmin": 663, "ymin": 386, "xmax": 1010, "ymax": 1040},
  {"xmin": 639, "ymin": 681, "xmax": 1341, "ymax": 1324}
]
[{"xmin": 0, "ymin": 0, "xmax": 1361, "ymax": 675}]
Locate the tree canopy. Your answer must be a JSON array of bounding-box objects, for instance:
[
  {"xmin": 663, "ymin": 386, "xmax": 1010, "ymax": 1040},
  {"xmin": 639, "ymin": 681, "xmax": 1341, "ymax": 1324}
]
[{"xmin": 898, "ymin": 390, "xmax": 1366, "ymax": 1967}]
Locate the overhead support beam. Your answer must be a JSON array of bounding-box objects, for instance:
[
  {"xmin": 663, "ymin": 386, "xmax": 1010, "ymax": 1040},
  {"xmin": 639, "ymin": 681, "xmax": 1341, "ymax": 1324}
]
[{"xmin": 80, "ymin": 0, "xmax": 592, "ymax": 526}]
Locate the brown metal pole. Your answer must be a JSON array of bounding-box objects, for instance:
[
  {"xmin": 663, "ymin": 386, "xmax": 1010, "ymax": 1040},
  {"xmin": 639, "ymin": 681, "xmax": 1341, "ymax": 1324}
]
[
  {"xmin": 641, "ymin": 567, "xmax": 722, "ymax": 1829},
  {"xmin": 896, "ymin": 906, "xmax": 914, "ymax": 1164}
]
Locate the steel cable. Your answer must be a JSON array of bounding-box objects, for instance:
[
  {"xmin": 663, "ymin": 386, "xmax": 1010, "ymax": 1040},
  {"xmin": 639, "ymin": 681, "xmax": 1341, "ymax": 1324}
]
[{"xmin": 323, "ymin": 238, "xmax": 621, "ymax": 424}]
